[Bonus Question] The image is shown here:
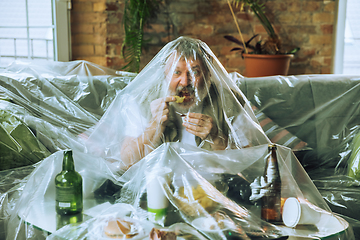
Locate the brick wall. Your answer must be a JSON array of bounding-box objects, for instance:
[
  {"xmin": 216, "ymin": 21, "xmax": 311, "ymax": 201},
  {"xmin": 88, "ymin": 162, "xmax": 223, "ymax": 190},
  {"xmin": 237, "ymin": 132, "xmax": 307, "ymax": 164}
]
[{"xmin": 71, "ymin": 0, "xmax": 337, "ymax": 75}]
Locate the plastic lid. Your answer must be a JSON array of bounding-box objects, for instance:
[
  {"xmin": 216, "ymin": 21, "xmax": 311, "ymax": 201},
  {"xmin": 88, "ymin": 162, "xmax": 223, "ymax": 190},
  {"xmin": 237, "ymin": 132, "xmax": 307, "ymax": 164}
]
[{"xmin": 282, "ymin": 197, "xmax": 301, "ymax": 228}]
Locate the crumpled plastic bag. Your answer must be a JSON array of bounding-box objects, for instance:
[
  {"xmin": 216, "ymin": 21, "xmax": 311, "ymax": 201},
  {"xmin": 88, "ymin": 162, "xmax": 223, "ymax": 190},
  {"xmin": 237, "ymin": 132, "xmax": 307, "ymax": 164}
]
[
  {"xmin": 0, "ymin": 36, "xmax": 358, "ymax": 239},
  {"xmin": 0, "ymin": 100, "xmax": 50, "ymax": 170}
]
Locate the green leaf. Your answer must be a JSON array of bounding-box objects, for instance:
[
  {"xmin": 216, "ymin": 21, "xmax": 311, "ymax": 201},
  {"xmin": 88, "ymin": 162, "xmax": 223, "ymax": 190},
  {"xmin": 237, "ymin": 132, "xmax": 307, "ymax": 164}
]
[{"xmin": 122, "ymin": 0, "xmax": 161, "ymax": 73}]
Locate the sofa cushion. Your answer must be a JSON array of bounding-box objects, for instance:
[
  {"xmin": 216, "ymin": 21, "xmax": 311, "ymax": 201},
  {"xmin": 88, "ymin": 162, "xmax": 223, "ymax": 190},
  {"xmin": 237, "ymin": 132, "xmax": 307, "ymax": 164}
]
[{"xmin": 251, "ymin": 103, "xmax": 307, "ymax": 150}]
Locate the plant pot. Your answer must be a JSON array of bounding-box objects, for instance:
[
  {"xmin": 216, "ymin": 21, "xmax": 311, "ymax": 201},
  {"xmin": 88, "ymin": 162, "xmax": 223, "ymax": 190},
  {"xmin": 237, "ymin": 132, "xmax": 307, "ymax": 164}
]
[{"xmin": 243, "ymin": 54, "xmax": 294, "ymax": 77}]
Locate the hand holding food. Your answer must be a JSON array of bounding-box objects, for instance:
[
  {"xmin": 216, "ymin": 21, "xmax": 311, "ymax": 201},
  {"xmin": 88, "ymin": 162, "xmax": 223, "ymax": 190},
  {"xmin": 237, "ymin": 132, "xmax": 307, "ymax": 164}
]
[{"xmin": 150, "ymin": 98, "xmax": 171, "ymax": 126}]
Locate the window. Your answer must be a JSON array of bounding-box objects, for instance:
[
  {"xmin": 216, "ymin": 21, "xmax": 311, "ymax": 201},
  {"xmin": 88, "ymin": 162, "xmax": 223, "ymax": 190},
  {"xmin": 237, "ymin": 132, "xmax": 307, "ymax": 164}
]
[
  {"xmin": 334, "ymin": 0, "xmax": 360, "ymax": 74},
  {"xmin": 0, "ymin": 0, "xmax": 71, "ymax": 68}
]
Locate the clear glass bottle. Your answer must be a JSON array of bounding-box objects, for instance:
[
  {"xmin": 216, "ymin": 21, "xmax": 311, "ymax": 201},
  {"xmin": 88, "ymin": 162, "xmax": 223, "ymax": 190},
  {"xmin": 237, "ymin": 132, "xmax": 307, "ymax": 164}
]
[
  {"xmin": 261, "ymin": 144, "xmax": 282, "ymax": 223},
  {"xmin": 55, "ymin": 150, "xmax": 83, "ymax": 215}
]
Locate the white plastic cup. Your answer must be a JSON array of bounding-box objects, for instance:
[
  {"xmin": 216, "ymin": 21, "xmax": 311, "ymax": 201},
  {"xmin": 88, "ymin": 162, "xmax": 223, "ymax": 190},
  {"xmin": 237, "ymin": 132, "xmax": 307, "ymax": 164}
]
[
  {"xmin": 145, "ymin": 167, "xmax": 172, "ymax": 225},
  {"xmin": 282, "ymin": 197, "xmax": 321, "ymax": 228}
]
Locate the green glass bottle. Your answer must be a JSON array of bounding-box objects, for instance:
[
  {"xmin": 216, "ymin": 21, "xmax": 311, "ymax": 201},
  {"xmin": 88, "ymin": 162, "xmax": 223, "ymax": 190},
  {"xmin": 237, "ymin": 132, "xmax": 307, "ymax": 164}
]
[
  {"xmin": 55, "ymin": 150, "xmax": 83, "ymax": 215},
  {"xmin": 56, "ymin": 212, "xmax": 83, "ymax": 230}
]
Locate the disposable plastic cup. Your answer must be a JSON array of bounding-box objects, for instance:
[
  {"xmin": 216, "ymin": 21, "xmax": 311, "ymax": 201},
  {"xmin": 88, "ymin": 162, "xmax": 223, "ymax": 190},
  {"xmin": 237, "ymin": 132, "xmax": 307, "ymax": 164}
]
[
  {"xmin": 282, "ymin": 197, "xmax": 321, "ymax": 228},
  {"xmin": 145, "ymin": 167, "xmax": 172, "ymax": 224}
]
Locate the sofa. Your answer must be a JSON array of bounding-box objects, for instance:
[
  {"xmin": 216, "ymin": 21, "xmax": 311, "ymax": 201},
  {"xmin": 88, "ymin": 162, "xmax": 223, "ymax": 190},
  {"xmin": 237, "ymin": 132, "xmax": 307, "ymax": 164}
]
[
  {"xmin": 0, "ymin": 60, "xmax": 359, "ymax": 238},
  {"xmin": 233, "ymin": 73, "xmax": 360, "ymax": 175}
]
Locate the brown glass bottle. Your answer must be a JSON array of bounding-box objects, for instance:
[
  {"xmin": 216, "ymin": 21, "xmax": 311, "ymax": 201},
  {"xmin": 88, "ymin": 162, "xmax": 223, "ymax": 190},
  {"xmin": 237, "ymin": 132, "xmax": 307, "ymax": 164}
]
[
  {"xmin": 261, "ymin": 144, "xmax": 282, "ymax": 223},
  {"xmin": 55, "ymin": 150, "xmax": 83, "ymax": 215}
]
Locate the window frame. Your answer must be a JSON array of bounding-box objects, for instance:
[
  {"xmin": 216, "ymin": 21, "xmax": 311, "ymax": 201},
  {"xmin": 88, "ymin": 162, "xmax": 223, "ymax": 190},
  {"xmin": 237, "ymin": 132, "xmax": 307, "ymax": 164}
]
[
  {"xmin": 53, "ymin": 0, "xmax": 72, "ymax": 62},
  {"xmin": 0, "ymin": 0, "xmax": 71, "ymax": 66},
  {"xmin": 333, "ymin": 0, "xmax": 347, "ymax": 74}
]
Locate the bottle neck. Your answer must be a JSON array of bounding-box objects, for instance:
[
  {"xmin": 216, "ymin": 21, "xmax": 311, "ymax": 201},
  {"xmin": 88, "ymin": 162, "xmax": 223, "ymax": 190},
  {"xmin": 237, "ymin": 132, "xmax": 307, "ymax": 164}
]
[
  {"xmin": 63, "ymin": 151, "xmax": 75, "ymax": 172},
  {"xmin": 268, "ymin": 145, "xmax": 277, "ymax": 161},
  {"xmin": 265, "ymin": 146, "xmax": 280, "ymax": 181},
  {"xmin": 270, "ymin": 149, "xmax": 277, "ymax": 160}
]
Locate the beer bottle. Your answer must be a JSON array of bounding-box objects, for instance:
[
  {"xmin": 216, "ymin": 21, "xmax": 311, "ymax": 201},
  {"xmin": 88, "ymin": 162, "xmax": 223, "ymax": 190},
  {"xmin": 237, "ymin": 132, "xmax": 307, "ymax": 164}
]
[
  {"xmin": 56, "ymin": 212, "xmax": 83, "ymax": 230},
  {"xmin": 261, "ymin": 144, "xmax": 282, "ymax": 223},
  {"xmin": 55, "ymin": 150, "xmax": 83, "ymax": 215}
]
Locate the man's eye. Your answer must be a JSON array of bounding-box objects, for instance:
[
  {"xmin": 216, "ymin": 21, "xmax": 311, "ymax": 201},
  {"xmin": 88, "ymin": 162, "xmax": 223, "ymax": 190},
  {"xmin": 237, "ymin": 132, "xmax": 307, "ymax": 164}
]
[
  {"xmin": 192, "ymin": 70, "xmax": 200, "ymax": 76},
  {"xmin": 174, "ymin": 70, "xmax": 180, "ymax": 75}
]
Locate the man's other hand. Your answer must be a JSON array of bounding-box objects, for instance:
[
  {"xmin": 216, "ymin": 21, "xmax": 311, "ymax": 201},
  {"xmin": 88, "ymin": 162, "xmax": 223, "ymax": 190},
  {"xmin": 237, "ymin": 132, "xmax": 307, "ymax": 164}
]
[{"xmin": 182, "ymin": 112, "xmax": 217, "ymax": 140}]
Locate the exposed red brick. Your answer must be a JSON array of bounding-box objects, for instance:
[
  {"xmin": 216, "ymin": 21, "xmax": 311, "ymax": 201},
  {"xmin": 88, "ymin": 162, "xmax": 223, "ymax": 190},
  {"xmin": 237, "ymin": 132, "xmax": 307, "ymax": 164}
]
[
  {"xmin": 287, "ymin": 2, "xmax": 302, "ymax": 12},
  {"xmin": 72, "ymin": 2, "xmax": 93, "ymax": 12},
  {"xmin": 72, "ymin": 34, "xmax": 95, "ymax": 44},
  {"xmin": 106, "ymin": 56, "xmax": 126, "ymax": 69},
  {"xmin": 309, "ymin": 35, "xmax": 333, "ymax": 45},
  {"xmin": 106, "ymin": 2, "xmax": 120, "ymax": 11},
  {"xmin": 72, "ymin": 45, "xmax": 95, "ymax": 56},
  {"xmin": 191, "ymin": 24, "xmax": 214, "ymax": 36},
  {"xmin": 313, "ymin": 13, "xmax": 334, "ymax": 24},
  {"xmin": 93, "ymin": 2, "xmax": 106, "ymax": 12},
  {"xmin": 94, "ymin": 23, "xmax": 107, "ymax": 35},
  {"xmin": 145, "ymin": 24, "xmax": 166, "ymax": 34},
  {"xmin": 71, "ymin": 12, "xmax": 107, "ymax": 24},
  {"xmin": 324, "ymin": 1, "xmax": 336, "ymax": 12},
  {"xmin": 70, "ymin": 0, "xmax": 337, "ymax": 73},
  {"xmin": 324, "ymin": 56, "xmax": 332, "ymax": 66},
  {"xmin": 302, "ymin": 2, "xmax": 321, "ymax": 12},
  {"xmin": 115, "ymin": 44, "xmax": 123, "ymax": 55},
  {"xmin": 220, "ymin": 45, "xmax": 239, "ymax": 56},
  {"xmin": 320, "ymin": 24, "xmax": 333, "ymax": 34},
  {"xmin": 321, "ymin": 66, "xmax": 331, "ymax": 74},
  {"xmin": 71, "ymin": 24, "xmax": 94, "ymax": 34},
  {"xmin": 95, "ymin": 45, "xmax": 106, "ymax": 55},
  {"xmin": 228, "ymin": 56, "xmax": 245, "ymax": 68},
  {"xmin": 106, "ymin": 36, "xmax": 123, "ymax": 44}
]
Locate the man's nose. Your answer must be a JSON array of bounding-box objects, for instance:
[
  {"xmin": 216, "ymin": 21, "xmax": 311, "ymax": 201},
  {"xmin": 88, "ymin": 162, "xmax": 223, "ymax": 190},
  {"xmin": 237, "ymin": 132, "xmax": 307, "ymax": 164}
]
[{"xmin": 179, "ymin": 72, "xmax": 191, "ymax": 86}]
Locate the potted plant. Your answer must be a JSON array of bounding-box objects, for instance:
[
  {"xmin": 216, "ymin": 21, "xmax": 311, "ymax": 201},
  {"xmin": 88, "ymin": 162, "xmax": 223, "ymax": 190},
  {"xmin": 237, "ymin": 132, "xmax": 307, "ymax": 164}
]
[
  {"xmin": 122, "ymin": 0, "xmax": 161, "ymax": 73},
  {"xmin": 224, "ymin": 0, "xmax": 299, "ymax": 77}
]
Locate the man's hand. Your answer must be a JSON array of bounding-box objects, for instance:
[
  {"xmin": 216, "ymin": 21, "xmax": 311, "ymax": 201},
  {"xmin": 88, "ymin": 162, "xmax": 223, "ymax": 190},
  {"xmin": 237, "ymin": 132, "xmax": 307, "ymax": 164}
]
[
  {"xmin": 183, "ymin": 112, "xmax": 227, "ymax": 150},
  {"xmin": 147, "ymin": 96, "xmax": 177, "ymax": 146},
  {"xmin": 150, "ymin": 96, "xmax": 176, "ymax": 126},
  {"xmin": 120, "ymin": 96, "xmax": 177, "ymax": 169},
  {"xmin": 182, "ymin": 112, "xmax": 217, "ymax": 140}
]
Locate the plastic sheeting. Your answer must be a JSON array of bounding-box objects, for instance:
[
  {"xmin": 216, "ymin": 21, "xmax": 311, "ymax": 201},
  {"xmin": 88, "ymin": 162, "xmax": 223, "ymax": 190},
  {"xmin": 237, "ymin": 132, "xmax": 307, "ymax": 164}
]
[
  {"xmin": 2, "ymin": 145, "xmax": 354, "ymax": 240},
  {"xmin": 0, "ymin": 36, "xmax": 358, "ymax": 239},
  {"xmin": 229, "ymin": 73, "xmax": 360, "ymax": 237},
  {"xmin": 231, "ymin": 73, "xmax": 360, "ymax": 178},
  {"xmin": 82, "ymin": 37, "xmax": 269, "ymax": 172}
]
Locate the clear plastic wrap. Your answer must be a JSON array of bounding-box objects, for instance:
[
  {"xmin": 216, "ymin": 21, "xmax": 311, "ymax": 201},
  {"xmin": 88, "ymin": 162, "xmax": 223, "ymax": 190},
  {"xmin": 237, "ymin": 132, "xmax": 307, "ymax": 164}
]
[
  {"xmin": 83, "ymin": 37, "xmax": 269, "ymax": 171},
  {"xmin": 0, "ymin": 37, "xmax": 357, "ymax": 239},
  {"xmin": 0, "ymin": 60, "xmax": 134, "ymax": 153},
  {"xmin": 229, "ymin": 74, "xmax": 360, "ymax": 176},
  {"xmin": 4, "ymin": 145, "xmax": 354, "ymax": 240},
  {"xmin": 229, "ymin": 73, "xmax": 360, "ymax": 238}
]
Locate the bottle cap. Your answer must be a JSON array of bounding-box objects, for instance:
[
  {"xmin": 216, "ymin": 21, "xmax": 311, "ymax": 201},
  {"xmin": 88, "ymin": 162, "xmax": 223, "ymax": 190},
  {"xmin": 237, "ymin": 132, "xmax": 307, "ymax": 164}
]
[{"xmin": 268, "ymin": 143, "xmax": 277, "ymax": 149}]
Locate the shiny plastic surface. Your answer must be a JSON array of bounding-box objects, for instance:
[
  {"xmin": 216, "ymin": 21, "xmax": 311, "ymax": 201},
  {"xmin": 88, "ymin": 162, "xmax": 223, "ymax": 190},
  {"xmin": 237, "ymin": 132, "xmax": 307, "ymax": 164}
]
[{"xmin": 0, "ymin": 37, "xmax": 357, "ymax": 239}]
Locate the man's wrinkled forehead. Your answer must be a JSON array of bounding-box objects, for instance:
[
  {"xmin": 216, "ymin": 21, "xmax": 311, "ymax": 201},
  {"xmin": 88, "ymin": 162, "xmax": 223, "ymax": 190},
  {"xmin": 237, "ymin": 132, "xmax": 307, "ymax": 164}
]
[{"xmin": 164, "ymin": 51, "xmax": 203, "ymax": 75}]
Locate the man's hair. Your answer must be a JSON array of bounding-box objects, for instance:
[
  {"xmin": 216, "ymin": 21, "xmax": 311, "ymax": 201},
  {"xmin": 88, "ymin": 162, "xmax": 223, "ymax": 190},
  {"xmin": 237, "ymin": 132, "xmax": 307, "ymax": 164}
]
[{"xmin": 169, "ymin": 37, "xmax": 211, "ymax": 78}]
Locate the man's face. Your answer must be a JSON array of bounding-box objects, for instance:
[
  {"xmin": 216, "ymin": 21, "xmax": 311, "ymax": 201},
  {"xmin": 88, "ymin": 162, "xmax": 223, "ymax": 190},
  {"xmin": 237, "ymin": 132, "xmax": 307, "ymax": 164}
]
[{"xmin": 166, "ymin": 57, "xmax": 207, "ymax": 110}]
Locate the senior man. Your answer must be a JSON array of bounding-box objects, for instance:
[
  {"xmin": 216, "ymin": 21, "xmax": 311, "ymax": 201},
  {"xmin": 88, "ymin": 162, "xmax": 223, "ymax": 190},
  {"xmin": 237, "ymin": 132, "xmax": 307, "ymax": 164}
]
[{"xmin": 85, "ymin": 37, "xmax": 268, "ymax": 170}]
